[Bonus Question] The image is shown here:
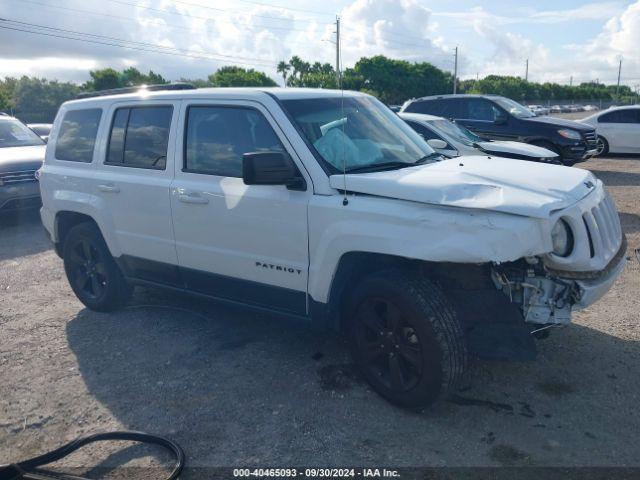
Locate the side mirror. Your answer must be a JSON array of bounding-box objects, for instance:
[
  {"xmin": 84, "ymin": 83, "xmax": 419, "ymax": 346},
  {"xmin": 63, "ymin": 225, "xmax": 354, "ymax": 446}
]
[
  {"xmin": 242, "ymin": 151, "xmax": 305, "ymax": 190},
  {"xmin": 426, "ymin": 138, "xmax": 448, "ymax": 150}
]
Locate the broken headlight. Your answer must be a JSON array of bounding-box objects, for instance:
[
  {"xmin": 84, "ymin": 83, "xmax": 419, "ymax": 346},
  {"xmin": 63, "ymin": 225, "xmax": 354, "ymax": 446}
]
[{"xmin": 551, "ymin": 219, "xmax": 574, "ymax": 257}]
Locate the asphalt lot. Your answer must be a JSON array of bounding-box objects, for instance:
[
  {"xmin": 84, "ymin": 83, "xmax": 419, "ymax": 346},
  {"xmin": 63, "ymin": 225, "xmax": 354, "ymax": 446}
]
[{"xmin": 1, "ymin": 154, "xmax": 639, "ymax": 472}]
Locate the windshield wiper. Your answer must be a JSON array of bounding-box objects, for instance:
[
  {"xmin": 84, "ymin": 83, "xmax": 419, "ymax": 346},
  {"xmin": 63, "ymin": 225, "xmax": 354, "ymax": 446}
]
[
  {"xmin": 345, "ymin": 161, "xmax": 413, "ymax": 173},
  {"xmin": 415, "ymin": 152, "xmax": 443, "ymax": 163},
  {"xmin": 345, "ymin": 154, "xmax": 442, "ymax": 173}
]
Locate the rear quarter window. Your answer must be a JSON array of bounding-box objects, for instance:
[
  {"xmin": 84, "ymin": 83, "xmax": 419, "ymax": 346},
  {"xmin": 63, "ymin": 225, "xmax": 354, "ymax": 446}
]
[
  {"xmin": 405, "ymin": 99, "xmax": 460, "ymax": 119},
  {"xmin": 55, "ymin": 109, "xmax": 102, "ymax": 162}
]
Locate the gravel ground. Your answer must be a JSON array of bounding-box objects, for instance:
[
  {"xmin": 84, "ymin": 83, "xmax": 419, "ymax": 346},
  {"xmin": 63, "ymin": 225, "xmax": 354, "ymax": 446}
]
[{"xmin": 1, "ymin": 155, "xmax": 639, "ymax": 473}]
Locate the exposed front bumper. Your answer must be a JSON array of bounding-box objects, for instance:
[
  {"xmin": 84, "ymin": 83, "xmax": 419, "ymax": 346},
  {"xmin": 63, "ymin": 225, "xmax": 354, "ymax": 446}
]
[
  {"xmin": 0, "ymin": 182, "xmax": 41, "ymax": 212},
  {"xmin": 573, "ymin": 253, "xmax": 626, "ymax": 309}
]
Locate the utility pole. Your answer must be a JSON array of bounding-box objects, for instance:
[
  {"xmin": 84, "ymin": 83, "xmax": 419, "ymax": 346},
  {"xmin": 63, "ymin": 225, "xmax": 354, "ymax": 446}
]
[
  {"xmin": 615, "ymin": 57, "xmax": 622, "ymax": 99},
  {"xmin": 525, "ymin": 59, "xmax": 528, "ymax": 81},
  {"xmin": 335, "ymin": 16, "xmax": 341, "ymax": 86},
  {"xmin": 453, "ymin": 46, "xmax": 458, "ymax": 94}
]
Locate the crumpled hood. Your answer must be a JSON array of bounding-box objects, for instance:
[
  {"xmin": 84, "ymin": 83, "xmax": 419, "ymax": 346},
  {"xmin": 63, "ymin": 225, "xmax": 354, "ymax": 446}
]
[
  {"xmin": 329, "ymin": 156, "xmax": 597, "ymax": 218},
  {"xmin": 0, "ymin": 145, "xmax": 45, "ymax": 172},
  {"xmin": 476, "ymin": 141, "xmax": 557, "ymax": 159}
]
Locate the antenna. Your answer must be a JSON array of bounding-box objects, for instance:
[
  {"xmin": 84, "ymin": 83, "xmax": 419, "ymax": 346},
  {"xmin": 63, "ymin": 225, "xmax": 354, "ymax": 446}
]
[{"xmin": 337, "ymin": 15, "xmax": 348, "ymax": 207}]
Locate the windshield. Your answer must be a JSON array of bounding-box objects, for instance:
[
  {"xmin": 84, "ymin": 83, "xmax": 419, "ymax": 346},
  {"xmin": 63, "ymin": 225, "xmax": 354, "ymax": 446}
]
[
  {"xmin": 281, "ymin": 96, "xmax": 435, "ymax": 173},
  {"xmin": 428, "ymin": 119, "xmax": 483, "ymax": 146},
  {"xmin": 0, "ymin": 117, "xmax": 45, "ymax": 148},
  {"xmin": 492, "ymin": 97, "xmax": 535, "ymax": 119}
]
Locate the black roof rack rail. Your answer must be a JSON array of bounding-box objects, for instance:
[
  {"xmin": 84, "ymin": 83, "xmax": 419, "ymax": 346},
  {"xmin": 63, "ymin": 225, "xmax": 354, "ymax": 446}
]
[{"xmin": 76, "ymin": 82, "xmax": 196, "ymax": 99}]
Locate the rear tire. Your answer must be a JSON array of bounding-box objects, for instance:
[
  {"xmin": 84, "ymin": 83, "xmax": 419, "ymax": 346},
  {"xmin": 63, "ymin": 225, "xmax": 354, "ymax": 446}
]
[
  {"xmin": 345, "ymin": 269, "xmax": 467, "ymax": 409},
  {"xmin": 62, "ymin": 222, "xmax": 132, "ymax": 312},
  {"xmin": 596, "ymin": 136, "xmax": 609, "ymax": 156}
]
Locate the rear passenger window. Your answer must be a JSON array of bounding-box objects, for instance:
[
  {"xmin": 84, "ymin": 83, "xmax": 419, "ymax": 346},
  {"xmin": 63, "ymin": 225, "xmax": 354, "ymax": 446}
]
[
  {"xmin": 599, "ymin": 109, "xmax": 637, "ymax": 124},
  {"xmin": 55, "ymin": 109, "xmax": 102, "ymax": 162},
  {"xmin": 184, "ymin": 106, "xmax": 285, "ymax": 177},
  {"xmin": 106, "ymin": 106, "xmax": 173, "ymax": 169}
]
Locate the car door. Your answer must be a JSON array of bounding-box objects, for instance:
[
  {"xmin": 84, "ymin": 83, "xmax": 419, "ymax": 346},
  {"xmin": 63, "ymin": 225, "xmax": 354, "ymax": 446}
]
[
  {"xmin": 457, "ymin": 98, "xmax": 512, "ymax": 140},
  {"xmin": 632, "ymin": 109, "xmax": 640, "ymax": 153},
  {"xmin": 170, "ymin": 100, "xmax": 311, "ymax": 315},
  {"xmin": 599, "ymin": 108, "xmax": 640, "ymax": 153},
  {"xmin": 92, "ymin": 101, "xmax": 181, "ymax": 285}
]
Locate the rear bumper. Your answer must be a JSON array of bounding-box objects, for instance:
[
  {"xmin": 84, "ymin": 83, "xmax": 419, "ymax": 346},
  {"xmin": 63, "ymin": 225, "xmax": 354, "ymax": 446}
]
[{"xmin": 0, "ymin": 182, "xmax": 41, "ymax": 212}]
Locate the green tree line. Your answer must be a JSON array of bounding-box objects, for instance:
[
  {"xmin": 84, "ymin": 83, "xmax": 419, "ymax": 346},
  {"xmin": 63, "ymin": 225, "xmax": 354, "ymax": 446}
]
[{"xmin": 1, "ymin": 56, "xmax": 637, "ymax": 123}]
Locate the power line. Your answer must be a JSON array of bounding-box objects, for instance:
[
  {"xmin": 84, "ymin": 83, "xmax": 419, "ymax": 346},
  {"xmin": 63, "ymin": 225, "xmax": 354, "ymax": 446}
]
[
  {"xmin": 0, "ymin": 20, "xmax": 276, "ymax": 68},
  {"xmin": 11, "ymin": 0, "xmax": 325, "ymax": 49},
  {"xmin": 165, "ymin": 0, "xmax": 332, "ymax": 23},
  {"xmin": 1, "ymin": 18, "xmax": 276, "ymax": 64},
  {"xmin": 231, "ymin": 0, "xmax": 335, "ymax": 17},
  {"xmin": 105, "ymin": 0, "xmax": 328, "ymax": 33}
]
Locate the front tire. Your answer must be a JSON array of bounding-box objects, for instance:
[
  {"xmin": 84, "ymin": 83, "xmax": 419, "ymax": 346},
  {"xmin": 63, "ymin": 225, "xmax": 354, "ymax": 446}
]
[
  {"xmin": 529, "ymin": 140, "xmax": 571, "ymax": 165},
  {"xmin": 346, "ymin": 269, "xmax": 467, "ymax": 409},
  {"xmin": 63, "ymin": 222, "xmax": 132, "ymax": 312}
]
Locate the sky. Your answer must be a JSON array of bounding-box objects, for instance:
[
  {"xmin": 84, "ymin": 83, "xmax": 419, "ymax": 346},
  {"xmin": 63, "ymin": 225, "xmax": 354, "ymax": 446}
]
[{"xmin": 0, "ymin": 0, "xmax": 639, "ymax": 88}]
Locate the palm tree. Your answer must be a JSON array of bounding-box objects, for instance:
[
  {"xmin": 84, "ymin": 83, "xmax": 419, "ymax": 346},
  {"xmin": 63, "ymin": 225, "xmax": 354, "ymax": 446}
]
[{"xmin": 277, "ymin": 61, "xmax": 290, "ymax": 87}]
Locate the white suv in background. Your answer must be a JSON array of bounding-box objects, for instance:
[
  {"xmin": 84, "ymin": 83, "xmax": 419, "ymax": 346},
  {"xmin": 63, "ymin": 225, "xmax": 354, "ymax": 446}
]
[{"xmin": 39, "ymin": 86, "xmax": 626, "ymax": 408}]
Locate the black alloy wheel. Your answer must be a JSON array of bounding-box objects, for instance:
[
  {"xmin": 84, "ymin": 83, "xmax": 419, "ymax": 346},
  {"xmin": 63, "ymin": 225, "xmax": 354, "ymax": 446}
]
[{"xmin": 353, "ymin": 297, "xmax": 423, "ymax": 392}]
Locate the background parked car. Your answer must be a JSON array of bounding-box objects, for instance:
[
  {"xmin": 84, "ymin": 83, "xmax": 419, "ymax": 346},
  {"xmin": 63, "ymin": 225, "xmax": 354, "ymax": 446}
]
[
  {"xmin": 0, "ymin": 114, "xmax": 46, "ymax": 213},
  {"xmin": 27, "ymin": 123, "xmax": 53, "ymax": 142},
  {"xmin": 580, "ymin": 105, "xmax": 640, "ymax": 155},
  {"xmin": 400, "ymin": 94, "xmax": 598, "ymax": 165},
  {"xmin": 400, "ymin": 112, "xmax": 560, "ymax": 163},
  {"xmin": 527, "ymin": 105, "xmax": 550, "ymax": 116}
]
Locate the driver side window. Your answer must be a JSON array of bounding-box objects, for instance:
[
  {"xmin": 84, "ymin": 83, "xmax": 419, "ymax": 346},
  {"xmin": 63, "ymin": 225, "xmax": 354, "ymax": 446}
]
[{"xmin": 184, "ymin": 106, "xmax": 286, "ymax": 177}]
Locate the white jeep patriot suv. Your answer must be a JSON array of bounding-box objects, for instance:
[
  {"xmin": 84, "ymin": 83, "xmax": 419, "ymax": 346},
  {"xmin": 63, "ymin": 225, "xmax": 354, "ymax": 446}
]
[{"xmin": 40, "ymin": 86, "xmax": 626, "ymax": 408}]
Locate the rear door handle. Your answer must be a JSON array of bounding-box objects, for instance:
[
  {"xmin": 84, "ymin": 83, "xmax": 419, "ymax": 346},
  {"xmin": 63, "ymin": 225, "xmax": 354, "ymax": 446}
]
[
  {"xmin": 98, "ymin": 183, "xmax": 120, "ymax": 193},
  {"xmin": 178, "ymin": 192, "xmax": 209, "ymax": 204}
]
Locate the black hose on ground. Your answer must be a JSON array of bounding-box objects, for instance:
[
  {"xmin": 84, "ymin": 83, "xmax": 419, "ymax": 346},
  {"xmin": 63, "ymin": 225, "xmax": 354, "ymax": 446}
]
[{"xmin": 0, "ymin": 430, "xmax": 185, "ymax": 480}]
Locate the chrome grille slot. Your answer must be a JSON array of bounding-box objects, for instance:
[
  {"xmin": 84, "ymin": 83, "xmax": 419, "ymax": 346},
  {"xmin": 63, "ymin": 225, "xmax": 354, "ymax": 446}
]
[
  {"xmin": 0, "ymin": 169, "xmax": 37, "ymax": 185},
  {"xmin": 583, "ymin": 130, "xmax": 597, "ymax": 148},
  {"xmin": 581, "ymin": 192, "xmax": 621, "ymax": 262}
]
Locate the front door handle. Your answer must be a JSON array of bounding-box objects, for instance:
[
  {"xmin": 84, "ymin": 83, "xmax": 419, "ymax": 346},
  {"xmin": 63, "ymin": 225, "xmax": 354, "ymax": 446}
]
[
  {"xmin": 98, "ymin": 183, "xmax": 120, "ymax": 193},
  {"xmin": 178, "ymin": 192, "xmax": 209, "ymax": 204}
]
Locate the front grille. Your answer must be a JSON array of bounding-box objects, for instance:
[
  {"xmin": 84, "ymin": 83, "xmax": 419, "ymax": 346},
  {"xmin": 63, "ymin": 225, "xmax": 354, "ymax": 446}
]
[
  {"xmin": 581, "ymin": 193, "xmax": 622, "ymax": 260},
  {"xmin": 583, "ymin": 130, "xmax": 597, "ymax": 148},
  {"xmin": 0, "ymin": 169, "xmax": 37, "ymax": 185}
]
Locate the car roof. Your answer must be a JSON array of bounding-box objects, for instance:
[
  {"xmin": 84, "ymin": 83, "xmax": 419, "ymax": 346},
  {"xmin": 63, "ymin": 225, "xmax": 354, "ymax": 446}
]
[
  {"xmin": 600, "ymin": 105, "xmax": 639, "ymax": 112},
  {"xmin": 398, "ymin": 112, "xmax": 444, "ymax": 122},
  {"xmin": 406, "ymin": 93, "xmax": 502, "ymax": 103},
  {"xmin": 62, "ymin": 87, "xmax": 368, "ymax": 108}
]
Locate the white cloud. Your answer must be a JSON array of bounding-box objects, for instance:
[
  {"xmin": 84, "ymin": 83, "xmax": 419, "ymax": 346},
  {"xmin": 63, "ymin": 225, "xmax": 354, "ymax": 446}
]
[
  {"xmin": 339, "ymin": 0, "xmax": 454, "ymax": 70},
  {"xmin": 435, "ymin": 1, "xmax": 626, "ymax": 26},
  {"xmin": 463, "ymin": 1, "xmax": 640, "ymax": 87},
  {"xmin": 0, "ymin": 0, "xmax": 637, "ymax": 88}
]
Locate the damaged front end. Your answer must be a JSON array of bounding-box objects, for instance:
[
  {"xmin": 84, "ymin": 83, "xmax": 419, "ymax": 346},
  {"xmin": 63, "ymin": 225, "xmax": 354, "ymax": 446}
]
[
  {"xmin": 438, "ymin": 183, "xmax": 627, "ymax": 361},
  {"xmin": 492, "ymin": 260, "xmax": 578, "ymax": 326},
  {"xmin": 492, "ymin": 185, "xmax": 627, "ymax": 328},
  {"xmin": 492, "ymin": 236, "xmax": 627, "ymax": 328}
]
